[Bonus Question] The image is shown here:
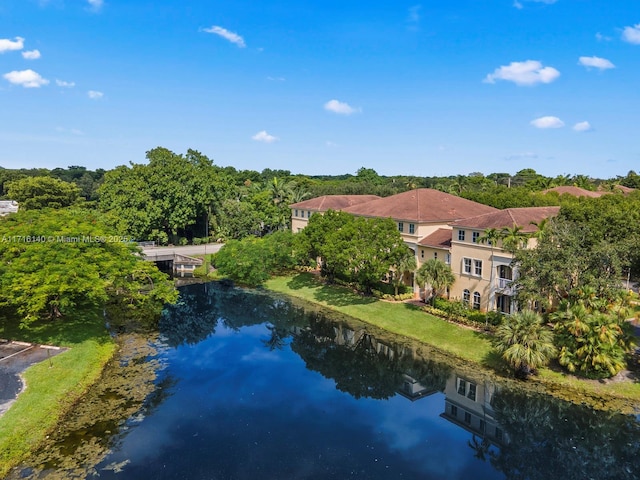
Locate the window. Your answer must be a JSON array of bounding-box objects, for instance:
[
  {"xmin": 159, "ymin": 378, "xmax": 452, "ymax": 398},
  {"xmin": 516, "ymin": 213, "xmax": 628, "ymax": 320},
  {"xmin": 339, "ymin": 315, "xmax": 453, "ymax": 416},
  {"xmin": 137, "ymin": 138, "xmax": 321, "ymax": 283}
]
[
  {"xmin": 472, "ymin": 231, "xmax": 480, "ymax": 243},
  {"xmin": 479, "ymin": 419, "xmax": 486, "ymax": 432},
  {"xmin": 445, "ymin": 253, "xmax": 451, "ymax": 264},
  {"xmin": 421, "ymin": 249, "xmax": 424, "ymax": 258},
  {"xmin": 463, "ymin": 289, "xmax": 470, "ymax": 305},
  {"xmin": 463, "ymin": 258, "xmax": 472, "ymax": 274},
  {"xmin": 464, "ymin": 412, "xmax": 472, "ymax": 424},
  {"xmin": 474, "ymin": 259, "xmax": 483, "ymax": 277},
  {"xmin": 495, "ymin": 428, "xmax": 503, "ymax": 441},
  {"xmin": 451, "ymin": 405, "xmax": 458, "ymax": 417},
  {"xmin": 398, "ymin": 222, "xmax": 404, "ymax": 232},
  {"xmin": 295, "ymin": 209, "xmax": 299, "ymax": 217},
  {"xmin": 458, "ymin": 229, "xmax": 465, "ymax": 241},
  {"xmin": 307, "ymin": 210, "xmax": 311, "ymax": 218},
  {"xmin": 409, "ymin": 223, "xmax": 415, "ymax": 234},
  {"xmin": 473, "ymin": 292, "xmax": 481, "ymax": 310},
  {"xmin": 467, "ymin": 382, "xmax": 477, "ymax": 401},
  {"xmin": 433, "ymin": 252, "xmax": 438, "ymax": 259},
  {"xmin": 457, "ymin": 378, "xmax": 466, "ymax": 395}
]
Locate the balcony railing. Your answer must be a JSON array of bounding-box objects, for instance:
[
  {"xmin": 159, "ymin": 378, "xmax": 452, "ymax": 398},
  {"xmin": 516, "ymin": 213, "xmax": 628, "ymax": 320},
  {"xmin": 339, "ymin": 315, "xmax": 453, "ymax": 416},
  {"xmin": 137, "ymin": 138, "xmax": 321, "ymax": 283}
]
[{"xmin": 497, "ymin": 277, "xmax": 512, "ymax": 289}]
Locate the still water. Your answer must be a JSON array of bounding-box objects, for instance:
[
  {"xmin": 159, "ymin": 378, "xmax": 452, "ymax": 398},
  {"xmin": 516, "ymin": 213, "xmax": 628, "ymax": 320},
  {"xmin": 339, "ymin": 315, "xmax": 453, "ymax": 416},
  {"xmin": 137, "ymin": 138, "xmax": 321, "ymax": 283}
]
[{"xmin": 10, "ymin": 282, "xmax": 640, "ymax": 479}]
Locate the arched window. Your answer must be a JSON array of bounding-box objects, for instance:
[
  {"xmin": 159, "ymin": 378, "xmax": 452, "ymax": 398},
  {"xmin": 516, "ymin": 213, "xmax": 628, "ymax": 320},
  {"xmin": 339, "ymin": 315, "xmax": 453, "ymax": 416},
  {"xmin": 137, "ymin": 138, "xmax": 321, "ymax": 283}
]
[
  {"xmin": 463, "ymin": 289, "xmax": 470, "ymax": 305},
  {"xmin": 473, "ymin": 292, "xmax": 481, "ymax": 310}
]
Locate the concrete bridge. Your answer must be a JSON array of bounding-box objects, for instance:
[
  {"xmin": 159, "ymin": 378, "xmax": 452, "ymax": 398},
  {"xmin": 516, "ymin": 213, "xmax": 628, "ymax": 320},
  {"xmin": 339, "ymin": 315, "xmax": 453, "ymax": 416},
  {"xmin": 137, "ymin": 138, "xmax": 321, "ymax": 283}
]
[{"xmin": 140, "ymin": 244, "xmax": 224, "ymax": 276}]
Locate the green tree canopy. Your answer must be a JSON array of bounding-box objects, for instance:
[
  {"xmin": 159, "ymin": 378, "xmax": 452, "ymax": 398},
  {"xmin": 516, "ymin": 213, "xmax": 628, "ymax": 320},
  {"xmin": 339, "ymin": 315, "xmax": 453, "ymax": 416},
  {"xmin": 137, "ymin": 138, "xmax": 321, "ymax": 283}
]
[
  {"xmin": 6, "ymin": 176, "xmax": 80, "ymax": 210},
  {"xmin": 0, "ymin": 208, "xmax": 177, "ymax": 325}
]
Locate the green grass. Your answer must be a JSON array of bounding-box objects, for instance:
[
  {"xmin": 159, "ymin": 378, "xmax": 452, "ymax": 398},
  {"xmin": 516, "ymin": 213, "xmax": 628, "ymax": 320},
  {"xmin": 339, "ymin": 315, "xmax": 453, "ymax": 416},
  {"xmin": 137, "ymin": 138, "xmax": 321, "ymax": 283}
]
[
  {"xmin": 266, "ymin": 273, "xmax": 494, "ymax": 364},
  {"xmin": 0, "ymin": 308, "xmax": 116, "ymax": 477},
  {"xmin": 266, "ymin": 273, "xmax": 640, "ymax": 410}
]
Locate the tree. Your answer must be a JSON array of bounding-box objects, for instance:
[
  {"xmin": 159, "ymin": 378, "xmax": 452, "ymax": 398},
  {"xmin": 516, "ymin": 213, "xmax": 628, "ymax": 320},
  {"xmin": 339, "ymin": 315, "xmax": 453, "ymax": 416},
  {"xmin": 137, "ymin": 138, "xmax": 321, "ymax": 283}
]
[
  {"xmin": 477, "ymin": 228, "xmax": 502, "ymax": 312},
  {"xmin": 552, "ymin": 303, "xmax": 635, "ymax": 379},
  {"xmin": 494, "ymin": 310, "xmax": 556, "ymax": 377},
  {"xmin": 0, "ymin": 208, "xmax": 177, "ymax": 325},
  {"xmin": 500, "ymin": 225, "xmax": 528, "ymax": 253},
  {"xmin": 99, "ymin": 147, "xmax": 232, "ymax": 241},
  {"xmin": 213, "ymin": 230, "xmax": 296, "ymax": 286},
  {"xmin": 6, "ymin": 176, "xmax": 80, "ymax": 210},
  {"xmin": 513, "ymin": 218, "xmax": 625, "ymax": 310},
  {"xmin": 415, "ymin": 259, "xmax": 456, "ymax": 304},
  {"xmin": 390, "ymin": 248, "xmax": 417, "ymax": 296}
]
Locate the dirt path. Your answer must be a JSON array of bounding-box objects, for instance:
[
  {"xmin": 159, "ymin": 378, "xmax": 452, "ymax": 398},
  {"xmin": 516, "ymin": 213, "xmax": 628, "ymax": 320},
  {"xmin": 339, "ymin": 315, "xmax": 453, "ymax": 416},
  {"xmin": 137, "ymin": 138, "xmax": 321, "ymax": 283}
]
[{"xmin": 0, "ymin": 340, "xmax": 67, "ymax": 417}]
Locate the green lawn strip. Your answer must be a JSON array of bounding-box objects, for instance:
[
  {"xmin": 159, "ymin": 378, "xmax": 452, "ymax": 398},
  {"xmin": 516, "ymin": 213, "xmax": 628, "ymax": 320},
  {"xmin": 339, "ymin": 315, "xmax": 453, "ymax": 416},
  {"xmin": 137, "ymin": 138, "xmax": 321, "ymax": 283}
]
[
  {"xmin": 265, "ymin": 273, "xmax": 640, "ymax": 409},
  {"xmin": 265, "ymin": 273, "xmax": 493, "ymax": 364},
  {"xmin": 0, "ymin": 308, "xmax": 116, "ymax": 477}
]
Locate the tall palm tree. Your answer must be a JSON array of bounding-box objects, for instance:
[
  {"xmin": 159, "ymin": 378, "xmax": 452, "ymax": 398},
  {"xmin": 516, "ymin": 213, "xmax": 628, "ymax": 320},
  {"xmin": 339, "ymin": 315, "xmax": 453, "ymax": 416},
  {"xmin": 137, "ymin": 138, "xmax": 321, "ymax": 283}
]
[
  {"xmin": 500, "ymin": 225, "xmax": 528, "ymax": 253},
  {"xmin": 494, "ymin": 310, "xmax": 556, "ymax": 377},
  {"xmin": 478, "ymin": 228, "xmax": 502, "ymax": 312},
  {"xmin": 415, "ymin": 259, "xmax": 456, "ymax": 305},
  {"xmin": 529, "ymin": 218, "xmax": 550, "ymax": 242},
  {"xmin": 391, "ymin": 250, "xmax": 417, "ymax": 296}
]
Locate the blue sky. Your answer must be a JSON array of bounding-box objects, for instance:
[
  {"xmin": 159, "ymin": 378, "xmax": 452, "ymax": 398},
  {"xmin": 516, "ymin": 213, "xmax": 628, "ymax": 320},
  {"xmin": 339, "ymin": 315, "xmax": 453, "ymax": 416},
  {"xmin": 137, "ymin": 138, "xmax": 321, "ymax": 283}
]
[{"xmin": 1, "ymin": 0, "xmax": 639, "ymax": 178}]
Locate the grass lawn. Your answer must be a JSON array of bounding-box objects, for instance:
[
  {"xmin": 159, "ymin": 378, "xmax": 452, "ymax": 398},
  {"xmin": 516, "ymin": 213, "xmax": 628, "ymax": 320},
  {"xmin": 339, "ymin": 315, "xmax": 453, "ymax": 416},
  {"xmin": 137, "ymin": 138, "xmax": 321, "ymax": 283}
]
[
  {"xmin": 265, "ymin": 273, "xmax": 495, "ymax": 365},
  {"xmin": 265, "ymin": 273, "xmax": 640, "ymax": 410},
  {"xmin": 0, "ymin": 308, "xmax": 116, "ymax": 478}
]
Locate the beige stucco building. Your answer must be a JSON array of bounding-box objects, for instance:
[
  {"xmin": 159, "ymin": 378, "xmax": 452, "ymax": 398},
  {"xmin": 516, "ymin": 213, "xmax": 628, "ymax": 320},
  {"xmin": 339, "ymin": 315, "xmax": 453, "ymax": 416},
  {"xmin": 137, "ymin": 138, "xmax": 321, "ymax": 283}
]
[{"xmin": 290, "ymin": 190, "xmax": 559, "ymax": 313}]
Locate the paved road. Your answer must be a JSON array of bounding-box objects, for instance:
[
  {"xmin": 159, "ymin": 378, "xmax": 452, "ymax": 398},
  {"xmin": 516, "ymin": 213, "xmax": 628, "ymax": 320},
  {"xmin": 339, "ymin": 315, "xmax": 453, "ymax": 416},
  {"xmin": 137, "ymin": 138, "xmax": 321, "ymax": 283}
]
[{"xmin": 140, "ymin": 243, "xmax": 224, "ymax": 258}]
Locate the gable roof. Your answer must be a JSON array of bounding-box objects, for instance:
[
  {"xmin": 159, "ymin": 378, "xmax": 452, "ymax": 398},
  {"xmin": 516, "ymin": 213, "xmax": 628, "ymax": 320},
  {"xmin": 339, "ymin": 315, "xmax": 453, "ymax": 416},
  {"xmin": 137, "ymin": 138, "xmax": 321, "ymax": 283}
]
[
  {"xmin": 450, "ymin": 206, "xmax": 560, "ymax": 233},
  {"xmin": 417, "ymin": 228, "xmax": 452, "ymax": 249},
  {"xmin": 289, "ymin": 195, "xmax": 381, "ymax": 211},
  {"xmin": 542, "ymin": 186, "xmax": 603, "ymax": 198},
  {"xmin": 341, "ymin": 189, "xmax": 498, "ymax": 222}
]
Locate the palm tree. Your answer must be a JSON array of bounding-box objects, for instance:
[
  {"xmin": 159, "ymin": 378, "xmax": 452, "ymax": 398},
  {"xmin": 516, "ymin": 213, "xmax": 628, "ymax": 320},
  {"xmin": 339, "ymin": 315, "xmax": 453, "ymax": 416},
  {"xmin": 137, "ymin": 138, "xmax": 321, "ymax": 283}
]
[
  {"xmin": 529, "ymin": 218, "xmax": 550, "ymax": 242},
  {"xmin": 478, "ymin": 228, "xmax": 502, "ymax": 313},
  {"xmin": 500, "ymin": 225, "xmax": 528, "ymax": 253},
  {"xmin": 415, "ymin": 259, "xmax": 456, "ymax": 305},
  {"xmin": 494, "ymin": 310, "xmax": 556, "ymax": 377},
  {"xmin": 391, "ymin": 250, "xmax": 417, "ymax": 297}
]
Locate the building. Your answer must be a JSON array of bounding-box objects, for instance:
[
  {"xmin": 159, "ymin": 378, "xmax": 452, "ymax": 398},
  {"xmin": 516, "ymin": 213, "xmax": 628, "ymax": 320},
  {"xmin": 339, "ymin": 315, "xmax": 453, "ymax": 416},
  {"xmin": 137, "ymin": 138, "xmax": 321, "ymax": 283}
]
[
  {"xmin": 290, "ymin": 191, "xmax": 560, "ymax": 312},
  {"xmin": 448, "ymin": 207, "xmax": 560, "ymax": 313}
]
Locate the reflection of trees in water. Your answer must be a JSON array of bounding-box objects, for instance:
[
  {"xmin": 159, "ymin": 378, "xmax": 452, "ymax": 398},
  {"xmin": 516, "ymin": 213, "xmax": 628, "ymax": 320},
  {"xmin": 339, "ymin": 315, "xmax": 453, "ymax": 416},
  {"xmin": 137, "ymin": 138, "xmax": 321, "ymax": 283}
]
[
  {"xmin": 491, "ymin": 389, "xmax": 640, "ymax": 480},
  {"xmin": 159, "ymin": 283, "xmax": 309, "ymax": 347},
  {"xmin": 290, "ymin": 317, "xmax": 451, "ymax": 400},
  {"xmin": 8, "ymin": 334, "xmax": 175, "ymax": 480}
]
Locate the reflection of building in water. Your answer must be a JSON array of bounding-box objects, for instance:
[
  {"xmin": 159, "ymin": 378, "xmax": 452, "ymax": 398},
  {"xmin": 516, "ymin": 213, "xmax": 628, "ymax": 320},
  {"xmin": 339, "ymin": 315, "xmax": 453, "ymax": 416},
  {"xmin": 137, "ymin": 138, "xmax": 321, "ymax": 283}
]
[
  {"xmin": 293, "ymin": 321, "xmax": 441, "ymax": 401},
  {"xmin": 440, "ymin": 375, "xmax": 508, "ymax": 446}
]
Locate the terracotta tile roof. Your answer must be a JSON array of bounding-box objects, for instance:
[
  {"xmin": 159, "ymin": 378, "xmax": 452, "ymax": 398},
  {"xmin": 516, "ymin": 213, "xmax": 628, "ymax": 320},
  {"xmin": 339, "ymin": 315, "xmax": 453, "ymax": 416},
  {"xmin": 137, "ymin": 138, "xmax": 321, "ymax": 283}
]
[
  {"xmin": 542, "ymin": 186, "xmax": 603, "ymax": 198},
  {"xmin": 289, "ymin": 195, "xmax": 381, "ymax": 211},
  {"xmin": 450, "ymin": 206, "xmax": 561, "ymax": 233},
  {"xmin": 341, "ymin": 189, "xmax": 498, "ymax": 222},
  {"xmin": 417, "ymin": 228, "xmax": 452, "ymax": 249}
]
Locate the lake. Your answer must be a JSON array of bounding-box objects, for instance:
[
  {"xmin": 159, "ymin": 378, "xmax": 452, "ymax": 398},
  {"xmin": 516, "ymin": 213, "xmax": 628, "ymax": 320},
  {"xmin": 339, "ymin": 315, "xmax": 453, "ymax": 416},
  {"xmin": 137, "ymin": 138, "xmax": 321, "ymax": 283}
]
[{"xmin": 9, "ymin": 282, "xmax": 640, "ymax": 479}]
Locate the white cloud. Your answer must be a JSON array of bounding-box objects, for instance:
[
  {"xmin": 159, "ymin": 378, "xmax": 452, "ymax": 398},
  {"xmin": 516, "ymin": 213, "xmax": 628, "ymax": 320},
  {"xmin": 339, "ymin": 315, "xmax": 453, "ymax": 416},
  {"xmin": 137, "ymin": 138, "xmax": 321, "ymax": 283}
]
[
  {"xmin": 266, "ymin": 76, "xmax": 285, "ymax": 81},
  {"xmin": 88, "ymin": 90, "xmax": 103, "ymax": 99},
  {"xmin": 326, "ymin": 141, "xmax": 339, "ymax": 148},
  {"xmin": 484, "ymin": 60, "xmax": 560, "ymax": 86},
  {"xmin": 56, "ymin": 79, "xmax": 75, "ymax": 87},
  {"xmin": 513, "ymin": 1, "xmax": 523, "ymax": 9},
  {"xmin": 252, "ymin": 130, "xmax": 278, "ymax": 143},
  {"xmin": 0, "ymin": 36, "xmax": 24, "ymax": 53},
  {"xmin": 595, "ymin": 32, "xmax": 611, "ymax": 42},
  {"xmin": 3, "ymin": 69, "xmax": 49, "ymax": 88},
  {"xmin": 324, "ymin": 99, "xmax": 359, "ymax": 115},
  {"xmin": 573, "ymin": 121, "xmax": 592, "ymax": 132},
  {"xmin": 87, "ymin": 0, "xmax": 103, "ymax": 10},
  {"xmin": 22, "ymin": 49, "xmax": 41, "ymax": 60},
  {"xmin": 203, "ymin": 26, "xmax": 246, "ymax": 48},
  {"xmin": 578, "ymin": 56, "xmax": 615, "ymax": 70},
  {"xmin": 622, "ymin": 24, "xmax": 640, "ymax": 44},
  {"xmin": 530, "ymin": 116, "xmax": 564, "ymax": 129}
]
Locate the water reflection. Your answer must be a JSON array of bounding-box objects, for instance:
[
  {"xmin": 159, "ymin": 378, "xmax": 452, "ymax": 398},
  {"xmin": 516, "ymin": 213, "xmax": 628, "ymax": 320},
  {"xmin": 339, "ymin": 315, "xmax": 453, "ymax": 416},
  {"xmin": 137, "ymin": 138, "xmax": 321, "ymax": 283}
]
[{"xmin": 10, "ymin": 282, "xmax": 640, "ymax": 479}]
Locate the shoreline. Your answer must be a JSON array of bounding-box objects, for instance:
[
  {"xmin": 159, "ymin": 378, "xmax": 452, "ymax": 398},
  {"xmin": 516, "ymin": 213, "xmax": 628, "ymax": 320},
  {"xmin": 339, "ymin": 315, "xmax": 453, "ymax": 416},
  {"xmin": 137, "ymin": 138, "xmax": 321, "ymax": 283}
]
[{"xmin": 264, "ymin": 273, "xmax": 640, "ymax": 414}]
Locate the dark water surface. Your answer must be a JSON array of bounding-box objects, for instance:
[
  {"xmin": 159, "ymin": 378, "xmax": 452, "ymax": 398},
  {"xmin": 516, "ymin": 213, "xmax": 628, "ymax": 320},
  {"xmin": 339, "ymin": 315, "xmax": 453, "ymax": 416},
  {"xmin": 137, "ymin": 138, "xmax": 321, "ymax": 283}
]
[{"xmin": 11, "ymin": 282, "xmax": 640, "ymax": 479}]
